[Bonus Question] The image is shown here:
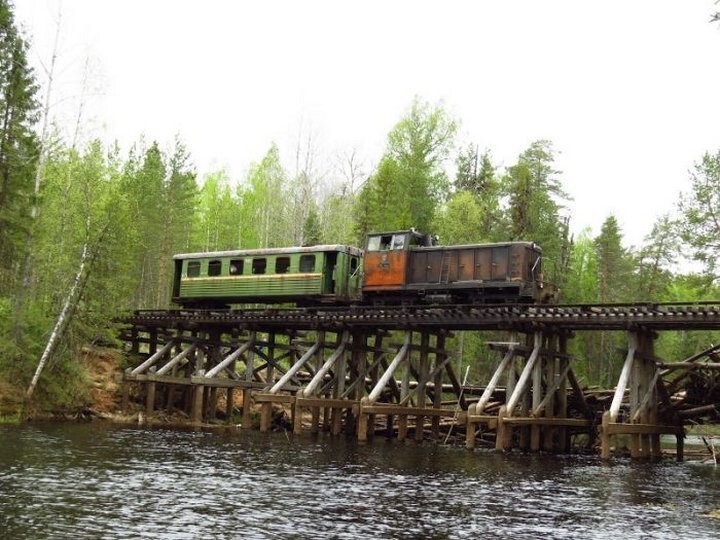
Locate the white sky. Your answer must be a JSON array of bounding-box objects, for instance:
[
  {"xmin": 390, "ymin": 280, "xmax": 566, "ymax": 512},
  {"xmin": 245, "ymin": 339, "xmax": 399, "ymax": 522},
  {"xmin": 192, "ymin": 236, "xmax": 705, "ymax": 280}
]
[{"xmin": 15, "ymin": 0, "xmax": 720, "ymax": 248}]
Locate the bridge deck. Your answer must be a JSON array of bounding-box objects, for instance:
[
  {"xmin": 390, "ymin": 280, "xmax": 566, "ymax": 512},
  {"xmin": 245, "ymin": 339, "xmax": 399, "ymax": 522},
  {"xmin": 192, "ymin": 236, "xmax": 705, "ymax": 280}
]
[{"xmin": 125, "ymin": 302, "xmax": 720, "ymax": 332}]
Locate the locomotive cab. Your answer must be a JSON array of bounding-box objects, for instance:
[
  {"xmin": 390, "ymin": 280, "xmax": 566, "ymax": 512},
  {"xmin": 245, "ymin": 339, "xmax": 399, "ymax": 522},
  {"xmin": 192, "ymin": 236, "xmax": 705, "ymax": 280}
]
[{"xmin": 362, "ymin": 229, "xmax": 434, "ymax": 302}]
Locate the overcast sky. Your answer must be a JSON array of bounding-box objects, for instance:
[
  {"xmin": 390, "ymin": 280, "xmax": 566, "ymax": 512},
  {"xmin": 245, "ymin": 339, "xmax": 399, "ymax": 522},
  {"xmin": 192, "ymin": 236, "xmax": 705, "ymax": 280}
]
[{"xmin": 14, "ymin": 0, "xmax": 720, "ymax": 247}]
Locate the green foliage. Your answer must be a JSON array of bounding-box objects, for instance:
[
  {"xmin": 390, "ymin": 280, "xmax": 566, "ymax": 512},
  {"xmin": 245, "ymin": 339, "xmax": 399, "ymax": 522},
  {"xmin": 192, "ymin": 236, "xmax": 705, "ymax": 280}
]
[
  {"xmin": 678, "ymin": 150, "xmax": 720, "ymax": 275},
  {"xmin": 636, "ymin": 215, "xmax": 679, "ymax": 299},
  {"xmin": 302, "ymin": 205, "xmax": 322, "ymax": 245},
  {"xmin": 434, "ymin": 190, "xmax": 486, "ymax": 244},
  {"xmin": 595, "ymin": 215, "xmax": 634, "ymax": 302},
  {"xmin": 455, "ymin": 146, "xmax": 503, "ymax": 241},
  {"xmin": 356, "ymin": 98, "xmax": 457, "ymax": 235},
  {"xmin": 0, "ymin": 0, "xmax": 39, "ymax": 294},
  {"xmin": 195, "ymin": 169, "xmax": 238, "ymax": 251},
  {"xmin": 562, "ymin": 229, "xmax": 598, "ymax": 304},
  {"xmin": 319, "ymin": 189, "xmax": 357, "ymax": 245},
  {"xmin": 237, "ymin": 144, "xmax": 288, "ymax": 248},
  {"xmin": 500, "ymin": 140, "xmax": 571, "ymax": 286}
]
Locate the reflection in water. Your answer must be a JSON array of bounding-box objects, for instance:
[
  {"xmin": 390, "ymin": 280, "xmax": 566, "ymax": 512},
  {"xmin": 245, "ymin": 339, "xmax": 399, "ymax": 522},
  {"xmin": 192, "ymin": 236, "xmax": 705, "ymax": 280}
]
[{"xmin": 1, "ymin": 423, "xmax": 719, "ymax": 539}]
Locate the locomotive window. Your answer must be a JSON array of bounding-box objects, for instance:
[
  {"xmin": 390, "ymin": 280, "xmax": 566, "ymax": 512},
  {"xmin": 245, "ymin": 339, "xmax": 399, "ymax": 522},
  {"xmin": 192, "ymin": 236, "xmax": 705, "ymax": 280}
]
[
  {"xmin": 229, "ymin": 259, "xmax": 244, "ymax": 275},
  {"xmin": 392, "ymin": 234, "xmax": 405, "ymax": 250},
  {"xmin": 187, "ymin": 261, "xmax": 200, "ymax": 277},
  {"xmin": 208, "ymin": 260, "xmax": 222, "ymax": 276},
  {"xmin": 276, "ymin": 257, "xmax": 291, "ymax": 274},
  {"xmin": 368, "ymin": 234, "xmax": 392, "ymax": 251},
  {"xmin": 252, "ymin": 258, "xmax": 267, "ymax": 274},
  {"xmin": 350, "ymin": 257, "xmax": 358, "ymax": 276},
  {"xmin": 299, "ymin": 254, "xmax": 315, "ymax": 273}
]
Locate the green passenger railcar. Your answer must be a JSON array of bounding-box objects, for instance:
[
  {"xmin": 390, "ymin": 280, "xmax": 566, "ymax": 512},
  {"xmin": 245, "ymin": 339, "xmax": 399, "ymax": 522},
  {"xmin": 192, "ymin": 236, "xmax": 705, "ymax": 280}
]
[{"xmin": 172, "ymin": 245, "xmax": 363, "ymax": 307}]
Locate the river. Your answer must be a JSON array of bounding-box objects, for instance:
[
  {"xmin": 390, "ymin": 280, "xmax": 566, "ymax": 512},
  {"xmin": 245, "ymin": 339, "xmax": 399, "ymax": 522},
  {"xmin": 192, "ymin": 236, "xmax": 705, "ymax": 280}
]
[{"xmin": 1, "ymin": 422, "xmax": 719, "ymax": 539}]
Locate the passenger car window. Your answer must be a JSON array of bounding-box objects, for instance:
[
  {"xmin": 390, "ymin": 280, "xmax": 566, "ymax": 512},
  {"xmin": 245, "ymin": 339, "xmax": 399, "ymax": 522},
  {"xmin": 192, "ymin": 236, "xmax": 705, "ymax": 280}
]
[
  {"xmin": 299, "ymin": 254, "xmax": 315, "ymax": 272},
  {"xmin": 229, "ymin": 259, "xmax": 244, "ymax": 275},
  {"xmin": 208, "ymin": 260, "xmax": 222, "ymax": 276},
  {"xmin": 187, "ymin": 261, "xmax": 200, "ymax": 277},
  {"xmin": 252, "ymin": 258, "xmax": 267, "ymax": 274},
  {"xmin": 276, "ymin": 257, "xmax": 291, "ymax": 274}
]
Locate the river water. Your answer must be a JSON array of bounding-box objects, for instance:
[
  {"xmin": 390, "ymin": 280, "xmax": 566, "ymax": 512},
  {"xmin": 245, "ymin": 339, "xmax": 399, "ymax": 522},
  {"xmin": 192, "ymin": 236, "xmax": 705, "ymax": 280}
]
[{"xmin": 1, "ymin": 422, "xmax": 719, "ymax": 539}]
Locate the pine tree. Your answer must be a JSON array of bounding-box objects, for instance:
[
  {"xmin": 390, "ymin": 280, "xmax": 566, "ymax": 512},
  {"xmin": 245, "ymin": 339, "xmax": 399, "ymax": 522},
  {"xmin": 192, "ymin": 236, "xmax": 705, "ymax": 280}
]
[
  {"xmin": 355, "ymin": 98, "xmax": 457, "ymax": 235},
  {"xmin": 678, "ymin": 150, "xmax": 720, "ymax": 274},
  {"xmin": 501, "ymin": 140, "xmax": 571, "ymax": 285},
  {"xmin": 154, "ymin": 137, "xmax": 197, "ymax": 307},
  {"xmin": 302, "ymin": 205, "xmax": 322, "ymax": 245},
  {"xmin": 0, "ymin": 0, "xmax": 39, "ymax": 294}
]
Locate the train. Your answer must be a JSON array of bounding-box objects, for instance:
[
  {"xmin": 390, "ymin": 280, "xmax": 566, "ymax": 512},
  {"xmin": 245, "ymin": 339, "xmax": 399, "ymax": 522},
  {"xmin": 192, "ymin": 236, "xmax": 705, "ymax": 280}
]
[{"xmin": 171, "ymin": 229, "xmax": 555, "ymax": 308}]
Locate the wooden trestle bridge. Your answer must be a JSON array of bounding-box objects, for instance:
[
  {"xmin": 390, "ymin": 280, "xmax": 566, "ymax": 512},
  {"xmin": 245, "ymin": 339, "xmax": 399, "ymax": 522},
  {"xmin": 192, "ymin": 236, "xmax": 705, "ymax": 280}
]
[{"xmin": 120, "ymin": 303, "xmax": 720, "ymax": 460}]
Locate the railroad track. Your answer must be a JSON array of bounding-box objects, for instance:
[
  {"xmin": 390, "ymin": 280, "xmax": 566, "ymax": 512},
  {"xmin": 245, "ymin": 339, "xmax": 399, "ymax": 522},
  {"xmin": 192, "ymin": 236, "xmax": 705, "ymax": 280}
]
[{"xmin": 124, "ymin": 302, "xmax": 720, "ymax": 332}]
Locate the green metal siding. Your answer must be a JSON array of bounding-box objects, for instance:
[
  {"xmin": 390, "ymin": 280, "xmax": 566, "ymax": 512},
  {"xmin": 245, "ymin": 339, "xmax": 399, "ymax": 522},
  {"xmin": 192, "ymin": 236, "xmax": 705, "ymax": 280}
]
[{"xmin": 179, "ymin": 274, "xmax": 324, "ymax": 299}]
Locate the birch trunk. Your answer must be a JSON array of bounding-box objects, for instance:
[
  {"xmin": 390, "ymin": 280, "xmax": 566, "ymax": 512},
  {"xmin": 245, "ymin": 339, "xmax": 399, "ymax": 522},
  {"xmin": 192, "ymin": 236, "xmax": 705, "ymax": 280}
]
[{"xmin": 25, "ymin": 241, "xmax": 89, "ymax": 400}]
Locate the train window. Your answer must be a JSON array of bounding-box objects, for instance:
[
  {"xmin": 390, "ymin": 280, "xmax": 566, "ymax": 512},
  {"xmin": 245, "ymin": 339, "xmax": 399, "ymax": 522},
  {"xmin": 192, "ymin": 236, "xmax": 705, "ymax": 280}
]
[
  {"xmin": 392, "ymin": 234, "xmax": 405, "ymax": 250},
  {"xmin": 350, "ymin": 257, "xmax": 358, "ymax": 276},
  {"xmin": 299, "ymin": 254, "xmax": 315, "ymax": 272},
  {"xmin": 276, "ymin": 257, "xmax": 291, "ymax": 274},
  {"xmin": 208, "ymin": 260, "xmax": 222, "ymax": 276},
  {"xmin": 252, "ymin": 258, "xmax": 267, "ymax": 274},
  {"xmin": 229, "ymin": 259, "xmax": 244, "ymax": 275},
  {"xmin": 368, "ymin": 235, "xmax": 392, "ymax": 251},
  {"xmin": 187, "ymin": 261, "xmax": 200, "ymax": 277}
]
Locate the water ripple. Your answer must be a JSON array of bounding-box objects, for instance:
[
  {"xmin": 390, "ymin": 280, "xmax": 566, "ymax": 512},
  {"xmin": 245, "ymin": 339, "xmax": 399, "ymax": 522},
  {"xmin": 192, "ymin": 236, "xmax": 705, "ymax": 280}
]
[{"xmin": 1, "ymin": 424, "xmax": 719, "ymax": 539}]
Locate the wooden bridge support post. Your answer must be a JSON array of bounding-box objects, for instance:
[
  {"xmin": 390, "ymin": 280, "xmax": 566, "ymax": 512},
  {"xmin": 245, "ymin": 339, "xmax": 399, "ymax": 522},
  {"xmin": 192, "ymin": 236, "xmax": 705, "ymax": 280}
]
[
  {"xmin": 331, "ymin": 334, "xmax": 347, "ymax": 436},
  {"xmin": 397, "ymin": 332, "xmax": 413, "ymax": 441},
  {"xmin": 309, "ymin": 331, "xmax": 325, "ymax": 434},
  {"xmin": 259, "ymin": 332, "xmax": 278, "ymax": 432},
  {"xmin": 468, "ymin": 336, "xmax": 518, "ymax": 451},
  {"xmin": 164, "ymin": 340, "xmax": 182, "ymax": 414},
  {"xmin": 241, "ymin": 335, "xmax": 256, "ymax": 429},
  {"xmin": 530, "ymin": 334, "xmax": 545, "ymax": 452},
  {"xmin": 432, "ymin": 333, "xmax": 446, "ymax": 439},
  {"xmin": 415, "ymin": 332, "xmax": 430, "ymax": 441},
  {"xmin": 225, "ymin": 329, "xmax": 239, "ymax": 424},
  {"xmin": 190, "ymin": 337, "xmax": 206, "ymax": 424},
  {"xmin": 206, "ymin": 331, "xmax": 222, "ymax": 421},
  {"xmin": 557, "ymin": 333, "xmax": 570, "ymax": 452},
  {"xmin": 145, "ymin": 367, "xmax": 157, "ymax": 416},
  {"xmin": 600, "ymin": 331, "xmax": 669, "ymax": 461},
  {"xmin": 634, "ymin": 332, "xmax": 661, "ymax": 459},
  {"xmin": 496, "ymin": 332, "xmax": 542, "ymax": 452},
  {"xmin": 357, "ymin": 332, "xmax": 385, "ymax": 442},
  {"xmin": 183, "ymin": 333, "xmax": 198, "ymax": 416},
  {"xmin": 191, "ymin": 372, "xmax": 205, "ymax": 424},
  {"xmin": 349, "ymin": 331, "xmax": 367, "ymax": 438}
]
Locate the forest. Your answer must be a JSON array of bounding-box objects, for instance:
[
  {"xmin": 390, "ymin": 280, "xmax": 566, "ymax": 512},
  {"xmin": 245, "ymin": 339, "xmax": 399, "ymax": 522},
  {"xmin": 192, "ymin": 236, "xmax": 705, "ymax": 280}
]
[{"xmin": 1, "ymin": 1, "xmax": 720, "ymax": 411}]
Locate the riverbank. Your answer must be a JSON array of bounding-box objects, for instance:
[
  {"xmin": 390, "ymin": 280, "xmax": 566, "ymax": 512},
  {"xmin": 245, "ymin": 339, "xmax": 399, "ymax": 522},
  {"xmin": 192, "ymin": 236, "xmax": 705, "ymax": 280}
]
[{"xmin": 0, "ymin": 345, "xmax": 123, "ymax": 422}]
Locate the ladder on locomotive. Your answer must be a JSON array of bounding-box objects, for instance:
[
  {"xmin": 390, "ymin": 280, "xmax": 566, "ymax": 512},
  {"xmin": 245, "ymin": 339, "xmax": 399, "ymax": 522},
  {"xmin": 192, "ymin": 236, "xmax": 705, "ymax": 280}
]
[{"xmin": 438, "ymin": 251, "xmax": 456, "ymax": 284}]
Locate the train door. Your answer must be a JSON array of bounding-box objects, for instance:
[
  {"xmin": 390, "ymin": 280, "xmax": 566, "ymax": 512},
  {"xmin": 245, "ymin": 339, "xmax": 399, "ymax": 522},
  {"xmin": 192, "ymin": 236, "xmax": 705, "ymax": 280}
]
[
  {"xmin": 323, "ymin": 251, "xmax": 338, "ymax": 294},
  {"xmin": 347, "ymin": 254, "xmax": 361, "ymax": 299},
  {"xmin": 491, "ymin": 247, "xmax": 509, "ymax": 279}
]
